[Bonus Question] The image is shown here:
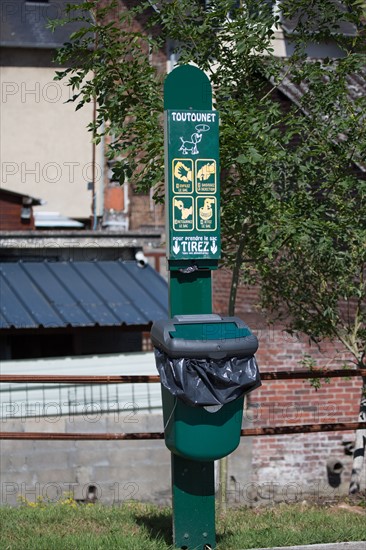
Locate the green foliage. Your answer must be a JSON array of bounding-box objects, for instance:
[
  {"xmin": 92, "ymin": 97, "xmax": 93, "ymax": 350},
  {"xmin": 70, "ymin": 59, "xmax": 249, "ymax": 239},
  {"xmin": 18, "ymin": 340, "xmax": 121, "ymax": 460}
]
[
  {"xmin": 51, "ymin": 0, "xmax": 366, "ymax": 366},
  {"xmin": 299, "ymin": 354, "xmax": 331, "ymax": 389}
]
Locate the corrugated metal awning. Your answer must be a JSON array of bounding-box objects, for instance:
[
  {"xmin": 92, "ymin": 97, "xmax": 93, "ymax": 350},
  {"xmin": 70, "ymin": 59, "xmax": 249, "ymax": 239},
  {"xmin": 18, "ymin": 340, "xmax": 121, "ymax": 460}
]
[{"xmin": 0, "ymin": 260, "xmax": 168, "ymax": 329}]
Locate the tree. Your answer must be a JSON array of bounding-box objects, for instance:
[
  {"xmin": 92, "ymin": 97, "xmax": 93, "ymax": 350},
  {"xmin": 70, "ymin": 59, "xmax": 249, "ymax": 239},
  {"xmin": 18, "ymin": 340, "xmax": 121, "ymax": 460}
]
[{"xmin": 51, "ymin": 0, "xmax": 366, "ymax": 494}]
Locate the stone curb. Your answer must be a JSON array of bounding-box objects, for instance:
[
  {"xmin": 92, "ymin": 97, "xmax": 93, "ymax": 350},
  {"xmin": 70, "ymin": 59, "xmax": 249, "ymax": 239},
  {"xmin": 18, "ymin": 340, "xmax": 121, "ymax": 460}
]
[{"xmin": 246, "ymin": 543, "xmax": 366, "ymax": 550}]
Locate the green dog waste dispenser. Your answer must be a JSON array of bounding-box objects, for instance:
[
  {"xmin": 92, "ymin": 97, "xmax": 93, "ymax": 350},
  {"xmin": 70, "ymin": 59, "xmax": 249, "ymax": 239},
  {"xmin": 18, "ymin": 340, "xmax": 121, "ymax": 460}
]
[{"xmin": 151, "ymin": 314, "xmax": 260, "ymax": 462}]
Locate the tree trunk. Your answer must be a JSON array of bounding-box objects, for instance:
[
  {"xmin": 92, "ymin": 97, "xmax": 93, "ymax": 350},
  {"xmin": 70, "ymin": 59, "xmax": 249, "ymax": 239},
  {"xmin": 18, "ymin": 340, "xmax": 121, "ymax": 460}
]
[
  {"xmin": 218, "ymin": 455, "xmax": 228, "ymax": 514},
  {"xmin": 218, "ymin": 237, "xmax": 246, "ymax": 514},
  {"xmin": 349, "ymin": 375, "xmax": 366, "ymax": 494}
]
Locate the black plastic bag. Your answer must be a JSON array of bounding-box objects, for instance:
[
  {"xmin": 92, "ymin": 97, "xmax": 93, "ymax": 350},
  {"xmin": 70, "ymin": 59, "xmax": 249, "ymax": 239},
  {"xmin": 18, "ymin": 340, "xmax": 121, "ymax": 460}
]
[{"xmin": 154, "ymin": 348, "xmax": 261, "ymax": 407}]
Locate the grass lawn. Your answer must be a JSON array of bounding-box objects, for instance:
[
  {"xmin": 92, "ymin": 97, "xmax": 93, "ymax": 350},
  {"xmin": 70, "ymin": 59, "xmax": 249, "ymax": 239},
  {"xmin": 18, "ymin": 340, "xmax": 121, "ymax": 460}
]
[{"xmin": 0, "ymin": 499, "xmax": 365, "ymax": 549}]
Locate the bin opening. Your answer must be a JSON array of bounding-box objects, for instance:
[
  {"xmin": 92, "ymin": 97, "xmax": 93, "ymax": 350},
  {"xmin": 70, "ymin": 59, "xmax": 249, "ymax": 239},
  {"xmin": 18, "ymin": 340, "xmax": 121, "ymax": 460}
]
[{"xmin": 169, "ymin": 322, "xmax": 252, "ymax": 341}]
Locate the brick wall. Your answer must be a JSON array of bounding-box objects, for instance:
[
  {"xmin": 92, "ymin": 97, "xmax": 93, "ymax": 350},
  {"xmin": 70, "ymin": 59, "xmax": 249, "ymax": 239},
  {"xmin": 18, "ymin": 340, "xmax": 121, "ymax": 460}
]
[
  {"xmin": 213, "ymin": 267, "xmax": 365, "ymax": 500},
  {"xmin": 129, "ymin": 193, "xmax": 165, "ymax": 231},
  {"xmin": 0, "ymin": 198, "xmax": 35, "ymax": 230}
]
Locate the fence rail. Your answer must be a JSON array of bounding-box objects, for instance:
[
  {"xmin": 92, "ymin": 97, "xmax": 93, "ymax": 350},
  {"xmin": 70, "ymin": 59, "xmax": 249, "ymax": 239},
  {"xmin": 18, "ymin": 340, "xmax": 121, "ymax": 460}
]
[
  {"xmin": 1, "ymin": 368, "xmax": 365, "ymax": 440},
  {"xmin": 1, "ymin": 368, "xmax": 365, "ymax": 384},
  {"xmin": 1, "ymin": 422, "xmax": 365, "ymax": 441}
]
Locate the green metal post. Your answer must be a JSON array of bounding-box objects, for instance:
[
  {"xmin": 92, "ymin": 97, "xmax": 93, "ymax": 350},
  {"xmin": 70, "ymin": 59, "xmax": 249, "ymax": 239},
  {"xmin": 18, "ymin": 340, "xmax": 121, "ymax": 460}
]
[{"xmin": 164, "ymin": 65, "xmax": 218, "ymax": 549}]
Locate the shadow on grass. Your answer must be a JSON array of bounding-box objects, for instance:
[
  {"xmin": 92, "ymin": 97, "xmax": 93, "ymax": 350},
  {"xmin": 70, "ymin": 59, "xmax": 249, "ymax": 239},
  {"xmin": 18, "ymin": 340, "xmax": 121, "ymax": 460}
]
[
  {"xmin": 133, "ymin": 509, "xmax": 232, "ymax": 549},
  {"xmin": 133, "ymin": 509, "xmax": 173, "ymax": 546}
]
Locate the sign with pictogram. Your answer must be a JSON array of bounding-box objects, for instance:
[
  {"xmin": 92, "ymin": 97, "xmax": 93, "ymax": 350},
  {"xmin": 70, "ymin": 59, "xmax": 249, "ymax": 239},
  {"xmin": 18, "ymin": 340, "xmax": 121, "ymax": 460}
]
[
  {"xmin": 173, "ymin": 196, "xmax": 194, "ymax": 230},
  {"xmin": 165, "ymin": 109, "xmax": 220, "ymax": 260},
  {"xmin": 173, "ymin": 159, "xmax": 193, "ymax": 194},
  {"xmin": 196, "ymin": 160, "xmax": 216, "ymax": 193},
  {"xmin": 196, "ymin": 197, "xmax": 217, "ymax": 231}
]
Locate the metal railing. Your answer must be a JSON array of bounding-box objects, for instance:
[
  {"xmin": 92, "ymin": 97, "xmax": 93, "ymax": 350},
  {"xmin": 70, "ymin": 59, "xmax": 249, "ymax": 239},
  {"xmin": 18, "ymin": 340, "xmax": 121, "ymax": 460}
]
[{"xmin": 1, "ymin": 369, "xmax": 365, "ymax": 440}]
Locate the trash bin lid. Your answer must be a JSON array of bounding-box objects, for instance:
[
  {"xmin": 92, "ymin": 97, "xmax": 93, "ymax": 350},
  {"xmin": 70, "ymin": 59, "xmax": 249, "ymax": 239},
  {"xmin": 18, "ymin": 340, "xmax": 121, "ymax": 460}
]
[{"xmin": 150, "ymin": 314, "xmax": 258, "ymax": 359}]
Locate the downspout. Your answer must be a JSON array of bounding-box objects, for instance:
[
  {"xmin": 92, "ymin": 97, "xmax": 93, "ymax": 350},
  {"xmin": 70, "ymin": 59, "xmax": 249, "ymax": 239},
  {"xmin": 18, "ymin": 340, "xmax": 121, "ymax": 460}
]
[
  {"xmin": 91, "ymin": 11, "xmax": 98, "ymax": 230},
  {"xmin": 92, "ymin": 93, "xmax": 97, "ymax": 229},
  {"xmin": 97, "ymin": 123, "xmax": 105, "ymax": 221}
]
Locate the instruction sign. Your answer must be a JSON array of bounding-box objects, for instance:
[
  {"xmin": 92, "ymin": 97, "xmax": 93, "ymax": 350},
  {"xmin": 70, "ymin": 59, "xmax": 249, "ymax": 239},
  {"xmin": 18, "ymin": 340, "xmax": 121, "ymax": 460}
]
[{"xmin": 165, "ymin": 110, "xmax": 220, "ymax": 260}]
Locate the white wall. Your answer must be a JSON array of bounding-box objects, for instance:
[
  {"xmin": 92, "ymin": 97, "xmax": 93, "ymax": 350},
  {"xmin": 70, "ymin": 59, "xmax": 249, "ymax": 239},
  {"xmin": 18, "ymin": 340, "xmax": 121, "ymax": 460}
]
[
  {"xmin": 0, "ymin": 352, "xmax": 162, "ymax": 419},
  {"xmin": 1, "ymin": 66, "xmax": 100, "ymax": 218}
]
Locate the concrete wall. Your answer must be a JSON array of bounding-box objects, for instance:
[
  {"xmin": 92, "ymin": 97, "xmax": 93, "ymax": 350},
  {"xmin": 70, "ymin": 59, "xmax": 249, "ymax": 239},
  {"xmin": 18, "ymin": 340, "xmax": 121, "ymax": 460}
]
[
  {"xmin": 1, "ymin": 412, "xmax": 254, "ymax": 507},
  {"xmin": 1, "ymin": 413, "xmax": 170, "ymax": 507},
  {"xmin": 2, "ymin": 406, "xmax": 360, "ymax": 509}
]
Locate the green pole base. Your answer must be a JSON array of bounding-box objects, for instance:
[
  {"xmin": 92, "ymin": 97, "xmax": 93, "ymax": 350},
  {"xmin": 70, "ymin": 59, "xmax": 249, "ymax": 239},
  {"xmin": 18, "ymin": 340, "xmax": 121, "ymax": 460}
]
[{"xmin": 172, "ymin": 454, "xmax": 216, "ymax": 550}]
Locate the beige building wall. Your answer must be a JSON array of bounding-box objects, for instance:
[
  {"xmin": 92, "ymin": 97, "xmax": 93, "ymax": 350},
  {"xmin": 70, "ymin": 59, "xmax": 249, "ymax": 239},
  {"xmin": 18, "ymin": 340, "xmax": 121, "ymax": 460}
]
[
  {"xmin": 1, "ymin": 66, "xmax": 100, "ymax": 219},
  {"xmin": 271, "ymin": 30, "xmax": 287, "ymax": 57}
]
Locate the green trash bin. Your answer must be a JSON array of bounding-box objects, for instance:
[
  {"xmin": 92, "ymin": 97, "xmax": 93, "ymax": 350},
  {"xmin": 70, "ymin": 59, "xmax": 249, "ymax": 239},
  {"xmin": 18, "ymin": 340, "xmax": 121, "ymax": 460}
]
[{"xmin": 151, "ymin": 314, "xmax": 260, "ymax": 462}]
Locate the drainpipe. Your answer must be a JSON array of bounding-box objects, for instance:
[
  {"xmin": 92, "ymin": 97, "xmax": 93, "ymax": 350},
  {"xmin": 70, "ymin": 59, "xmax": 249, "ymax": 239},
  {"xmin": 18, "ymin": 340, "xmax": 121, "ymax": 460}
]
[{"xmin": 326, "ymin": 458, "xmax": 344, "ymax": 488}]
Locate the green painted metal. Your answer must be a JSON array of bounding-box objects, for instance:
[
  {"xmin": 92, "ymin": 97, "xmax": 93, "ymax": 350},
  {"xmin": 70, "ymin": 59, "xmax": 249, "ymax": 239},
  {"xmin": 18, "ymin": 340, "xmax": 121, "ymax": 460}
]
[
  {"xmin": 165, "ymin": 65, "xmax": 217, "ymax": 549},
  {"xmin": 165, "ymin": 109, "xmax": 220, "ymax": 261},
  {"xmin": 170, "ymin": 270, "xmax": 212, "ymax": 316},
  {"xmin": 168, "ymin": 263, "xmax": 217, "ymax": 547},
  {"xmin": 170, "ymin": 322, "xmax": 251, "ymax": 341},
  {"xmin": 164, "ymin": 65, "xmax": 212, "ymax": 111},
  {"xmin": 162, "ymin": 386, "xmax": 244, "ymax": 461},
  {"xmin": 172, "ymin": 456, "xmax": 215, "ymax": 550}
]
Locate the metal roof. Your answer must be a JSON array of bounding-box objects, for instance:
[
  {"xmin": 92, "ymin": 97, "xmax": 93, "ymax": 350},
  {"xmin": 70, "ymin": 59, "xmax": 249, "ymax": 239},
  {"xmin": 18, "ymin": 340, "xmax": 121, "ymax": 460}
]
[
  {"xmin": 0, "ymin": 0, "xmax": 87, "ymax": 49},
  {"xmin": 275, "ymin": 62, "xmax": 366, "ymax": 172},
  {"xmin": 280, "ymin": 0, "xmax": 357, "ymax": 36},
  {"xmin": 0, "ymin": 260, "xmax": 168, "ymax": 329},
  {"xmin": 0, "ymin": 188, "xmax": 44, "ymax": 206}
]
